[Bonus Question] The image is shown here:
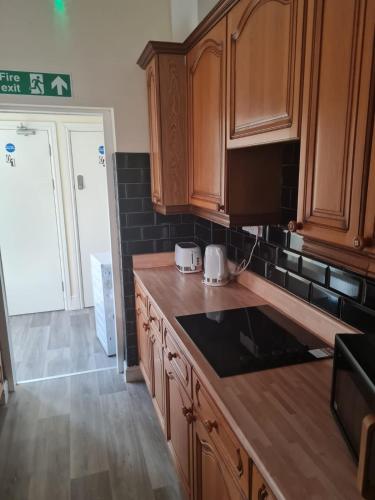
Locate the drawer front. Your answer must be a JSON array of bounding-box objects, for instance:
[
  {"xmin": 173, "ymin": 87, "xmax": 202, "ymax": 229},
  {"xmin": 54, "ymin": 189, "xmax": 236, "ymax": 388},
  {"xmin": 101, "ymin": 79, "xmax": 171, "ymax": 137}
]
[
  {"xmin": 252, "ymin": 465, "xmax": 275, "ymax": 500},
  {"xmin": 148, "ymin": 298, "xmax": 162, "ymax": 343},
  {"xmin": 135, "ymin": 280, "xmax": 148, "ymax": 314},
  {"xmin": 193, "ymin": 372, "xmax": 249, "ymax": 496},
  {"xmin": 164, "ymin": 324, "xmax": 191, "ymax": 395}
]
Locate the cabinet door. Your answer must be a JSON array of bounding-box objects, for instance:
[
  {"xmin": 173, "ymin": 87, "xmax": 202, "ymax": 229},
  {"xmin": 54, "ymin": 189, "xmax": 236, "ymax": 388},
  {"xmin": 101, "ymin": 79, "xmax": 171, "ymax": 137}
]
[
  {"xmin": 146, "ymin": 57, "xmax": 163, "ymax": 206},
  {"xmin": 296, "ymin": 0, "xmax": 375, "ymax": 250},
  {"xmin": 187, "ymin": 17, "xmax": 226, "ymax": 213},
  {"xmin": 150, "ymin": 333, "xmax": 164, "ymax": 428},
  {"xmin": 227, "ymin": 0, "xmax": 305, "ymax": 147},
  {"xmin": 251, "ymin": 465, "xmax": 276, "ymax": 500},
  {"xmin": 164, "ymin": 357, "xmax": 193, "ymax": 496},
  {"xmin": 136, "ymin": 308, "xmax": 152, "ymax": 393},
  {"xmin": 194, "ymin": 418, "xmax": 244, "ymax": 500}
]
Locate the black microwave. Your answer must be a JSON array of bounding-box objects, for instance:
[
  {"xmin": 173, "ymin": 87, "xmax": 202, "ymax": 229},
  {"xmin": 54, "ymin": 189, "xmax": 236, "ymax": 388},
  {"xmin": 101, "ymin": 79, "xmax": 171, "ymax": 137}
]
[{"xmin": 331, "ymin": 334, "xmax": 375, "ymax": 499}]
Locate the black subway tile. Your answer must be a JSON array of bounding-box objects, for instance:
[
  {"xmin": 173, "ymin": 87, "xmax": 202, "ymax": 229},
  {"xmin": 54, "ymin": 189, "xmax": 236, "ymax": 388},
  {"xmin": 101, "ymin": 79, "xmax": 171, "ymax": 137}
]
[
  {"xmin": 181, "ymin": 214, "xmax": 196, "ymax": 224},
  {"xmin": 121, "ymin": 227, "xmax": 142, "ymax": 241},
  {"xmin": 310, "ymin": 284, "xmax": 340, "ymax": 316},
  {"xmin": 289, "ymin": 232, "xmax": 304, "ymax": 253},
  {"xmin": 287, "ymin": 272, "xmax": 311, "ymax": 300},
  {"xmin": 125, "ymin": 183, "xmax": 151, "ymax": 198},
  {"xmin": 117, "ymin": 168, "xmax": 150, "ymax": 184},
  {"xmin": 126, "ymin": 240, "xmax": 154, "ymax": 255},
  {"xmin": 119, "ymin": 198, "xmax": 143, "ymax": 213},
  {"xmin": 341, "ymin": 299, "xmax": 375, "ymax": 333},
  {"xmin": 126, "ymin": 212, "xmax": 155, "ymax": 227},
  {"xmin": 154, "ymin": 239, "xmax": 172, "ymax": 252},
  {"xmin": 267, "ymin": 226, "xmax": 289, "ymax": 246},
  {"xmin": 142, "ymin": 197, "xmax": 153, "ymax": 211},
  {"xmin": 250, "ymin": 256, "xmax": 266, "ymax": 277},
  {"xmin": 212, "ymin": 228, "xmax": 227, "ymax": 245},
  {"xmin": 155, "ymin": 213, "xmax": 181, "ymax": 225},
  {"xmin": 123, "ymin": 153, "xmax": 149, "ymax": 169},
  {"xmin": 301, "ymin": 257, "xmax": 327, "ymax": 285},
  {"xmin": 117, "ymin": 184, "xmax": 126, "ymax": 198},
  {"xmin": 143, "ymin": 225, "xmax": 170, "ymax": 240},
  {"xmin": 256, "ymin": 241, "xmax": 277, "ymax": 263},
  {"xmin": 277, "ymin": 249, "xmax": 300, "ymax": 273},
  {"xmin": 230, "ymin": 230, "xmax": 244, "ymax": 249},
  {"xmin": 266, "ymin": 264, "xmax": 287, "ymax": 288},
  {"xmin": 170, "ymin": 223, "xmax": 194, "ymax": 238},
  {"xmin": 329, "ymin": 268, "xmax": 362, "ymax": 300},
  {"xmin": 364, "ymin": 281, "xmax": 375, "ymax": 310},
  {"xmin": 195, "ymin": 223, "xmax": 211, "ymax": 243}
]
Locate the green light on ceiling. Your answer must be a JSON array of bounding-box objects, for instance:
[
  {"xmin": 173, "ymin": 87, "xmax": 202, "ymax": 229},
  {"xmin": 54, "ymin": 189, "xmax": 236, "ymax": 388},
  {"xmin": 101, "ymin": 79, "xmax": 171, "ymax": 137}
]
[{"xmin": 54, "ymin": 0, "xmax": 66, "ymax": 15}]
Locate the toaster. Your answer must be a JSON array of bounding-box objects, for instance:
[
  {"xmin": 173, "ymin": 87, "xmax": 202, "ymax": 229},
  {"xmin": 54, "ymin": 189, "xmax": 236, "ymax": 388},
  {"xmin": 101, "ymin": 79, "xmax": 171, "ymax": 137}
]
[{"xmin": 175, "ymin": 242, "xmax": 202, "ymax": 273}]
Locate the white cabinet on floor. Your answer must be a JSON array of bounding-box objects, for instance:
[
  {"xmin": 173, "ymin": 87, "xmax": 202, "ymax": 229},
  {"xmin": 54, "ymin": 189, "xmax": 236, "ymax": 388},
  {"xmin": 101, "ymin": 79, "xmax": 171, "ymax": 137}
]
[{"xmin": 90, "ymin": 252, "xmax": 116, "ymax": 356}]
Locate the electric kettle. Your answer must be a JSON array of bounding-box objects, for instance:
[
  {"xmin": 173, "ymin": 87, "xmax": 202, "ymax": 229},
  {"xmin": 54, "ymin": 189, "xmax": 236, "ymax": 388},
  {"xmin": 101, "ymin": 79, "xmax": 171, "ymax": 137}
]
[{"xmin": 203, "ymin": 244, "xmax": 230, "ymax": 286}]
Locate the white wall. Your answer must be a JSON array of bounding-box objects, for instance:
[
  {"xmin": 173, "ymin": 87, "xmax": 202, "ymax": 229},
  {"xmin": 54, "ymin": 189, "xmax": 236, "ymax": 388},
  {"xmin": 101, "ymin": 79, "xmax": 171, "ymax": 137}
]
[
  {"xmin": 198, "ymin": 0, "xmax": 219, "ymax": 21},
  {"xmin": 0, "ymin": 0, "xmax": 173, "ymax": 152},
  {"xmin": 0, "ymin": 112, "xmax": 103, "ymax": 310},
  {"xmin": 170, "ymin": 0, "xmax": 198, "ymax": 41}
]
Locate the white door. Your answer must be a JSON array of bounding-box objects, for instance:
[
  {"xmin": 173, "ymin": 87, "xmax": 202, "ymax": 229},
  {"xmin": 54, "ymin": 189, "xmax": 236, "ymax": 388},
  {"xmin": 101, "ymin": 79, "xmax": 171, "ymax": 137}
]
[
  {"xmin": 68, "ymin": 125, "xmax": 111, "ymax": 308},
  {"xmin": 0, "ymin": 124, "xmax": 65, "ymax": 316}
]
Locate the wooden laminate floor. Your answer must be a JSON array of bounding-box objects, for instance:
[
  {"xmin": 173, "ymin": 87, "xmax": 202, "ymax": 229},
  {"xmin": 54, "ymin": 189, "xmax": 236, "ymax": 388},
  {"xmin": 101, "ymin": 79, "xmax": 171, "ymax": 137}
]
[
  {"xmin": 9, "ymin": 309, "xmax": 117, "ymax": 382},
  {"xmin": 0, "ymin": 372, "xmax": 184, "ymax": 500}
]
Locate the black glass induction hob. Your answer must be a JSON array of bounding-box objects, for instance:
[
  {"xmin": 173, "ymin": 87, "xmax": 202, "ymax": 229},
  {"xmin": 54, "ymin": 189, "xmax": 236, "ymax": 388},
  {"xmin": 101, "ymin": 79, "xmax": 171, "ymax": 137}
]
[{"xmin": 176, "ymin": 305, "xmax": 333, "ymax": 378}]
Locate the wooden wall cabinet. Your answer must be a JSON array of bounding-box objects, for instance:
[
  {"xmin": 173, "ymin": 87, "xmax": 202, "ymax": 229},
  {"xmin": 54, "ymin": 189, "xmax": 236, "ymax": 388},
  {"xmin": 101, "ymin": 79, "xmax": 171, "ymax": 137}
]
[
  {"xmin": 227, "ymin": 0, "xmax": 306, "ymax": 148},
  {"xmin": 145, "ymin": 51, "xmax": 189, "ymax": 214},
  {"xmin": 187, "ymin": 18, "xmax": 227, "ymax": 216},
  {"xmin": 295, "ymin": 0, "xmax": 375, "ymax": 274}
]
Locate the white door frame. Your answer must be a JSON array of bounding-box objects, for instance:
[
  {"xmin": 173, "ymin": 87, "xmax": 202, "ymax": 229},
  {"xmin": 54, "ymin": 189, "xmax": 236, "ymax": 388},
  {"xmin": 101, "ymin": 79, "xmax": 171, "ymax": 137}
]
[
  {"xmin": 64, "ymin": 122, "xmax": 108, "ymax": 310},
  {"xmin": 0, "ymin": 120, "xmax": 69, "ymax": 312},
  {"xmin": 0, "ymin": 104, "xmax": 125, "ymax": 380}
]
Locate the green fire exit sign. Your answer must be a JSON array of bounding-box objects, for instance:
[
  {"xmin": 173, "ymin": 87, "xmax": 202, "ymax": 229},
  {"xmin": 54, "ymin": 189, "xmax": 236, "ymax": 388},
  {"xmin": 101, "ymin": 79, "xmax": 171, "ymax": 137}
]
[{"xmin": 0, "ymin": 70, "xmax": 72, "ymax": 97}]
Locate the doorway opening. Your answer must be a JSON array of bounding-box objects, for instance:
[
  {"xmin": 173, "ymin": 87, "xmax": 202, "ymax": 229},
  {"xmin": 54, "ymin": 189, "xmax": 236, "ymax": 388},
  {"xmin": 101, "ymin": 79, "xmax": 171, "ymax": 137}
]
[{"xmin": 0, "ymin": 108, "xmax": 123, "ymax": 384}]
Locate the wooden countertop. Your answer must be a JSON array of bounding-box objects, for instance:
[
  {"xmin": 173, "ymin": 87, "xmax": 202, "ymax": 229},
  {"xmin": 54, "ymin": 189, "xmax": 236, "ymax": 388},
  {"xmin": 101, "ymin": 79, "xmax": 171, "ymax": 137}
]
[{"xmin": 133, "ymin": 265, "xmax": 361, "ymax": 500}]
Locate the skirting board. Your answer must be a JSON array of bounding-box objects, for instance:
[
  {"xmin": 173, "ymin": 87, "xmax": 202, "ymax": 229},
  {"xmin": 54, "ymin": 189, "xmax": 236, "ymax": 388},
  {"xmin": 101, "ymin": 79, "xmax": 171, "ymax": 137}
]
[{"xmin": 124, "ymin": 363, "xmax": 143, "ymax": 383}]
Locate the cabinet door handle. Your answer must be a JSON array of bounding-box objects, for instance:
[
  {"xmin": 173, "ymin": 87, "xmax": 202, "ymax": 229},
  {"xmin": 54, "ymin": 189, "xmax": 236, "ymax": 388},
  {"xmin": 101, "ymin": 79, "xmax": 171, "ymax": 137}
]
[
  {"xmin": 203, "ymin": 419, "xmax": 218, "ymax": 433},
  {"xmin": 182, "ymin": 407, "xmax": 195, "ymax": 424},
  {"xmin": 195, "ymin": 380, "xmax": 201, "ymax": 407},
  {"xmin": 258, "ymin": 485, "xmax": 268, "ymax": 500},
  {"xmin": 236, "ymin": 449, "xmax": 244, "ymax": 477},
  {"xmin": 150, "ymin": 334, "xmax": 156, "ymax": 343},
  {"xmin": 167, "ymin": 351, "xmax": 178, "ymax": 361},
  {"xmin": 136, "ymin": 293, "xmax": 142, "ymax": 299},
  {"xmin": 166, "ymin": 370, "xmax": 174, "ymax": 380},
  {"xmin": 143, "ymin": 322, "xmax": 150, "ymax": 331},
  {"xmin": 288, "ymin": 220, "xmax": 303, "ymax": 232},
  {"xmin": 353, "ymin": 236, "xmax": 370, "ymax": 250},
  {"xmin": 217, "ymin": 203, "xmax": 225, "ymax": 212}
]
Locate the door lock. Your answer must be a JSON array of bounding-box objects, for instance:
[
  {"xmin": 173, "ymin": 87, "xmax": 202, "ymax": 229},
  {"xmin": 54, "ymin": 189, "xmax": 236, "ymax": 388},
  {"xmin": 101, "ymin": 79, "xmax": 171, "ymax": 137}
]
[{"xmin": 77, "ymin": 175, "xmax": 84, "ymax": 190}]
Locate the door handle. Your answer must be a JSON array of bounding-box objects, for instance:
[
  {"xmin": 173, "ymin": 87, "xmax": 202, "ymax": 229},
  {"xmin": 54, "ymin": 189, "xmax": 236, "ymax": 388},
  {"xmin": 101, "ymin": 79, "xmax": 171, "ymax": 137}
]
[{"xmin": 77, "ymin": 175, "xmax": 84, "ymax": 190}]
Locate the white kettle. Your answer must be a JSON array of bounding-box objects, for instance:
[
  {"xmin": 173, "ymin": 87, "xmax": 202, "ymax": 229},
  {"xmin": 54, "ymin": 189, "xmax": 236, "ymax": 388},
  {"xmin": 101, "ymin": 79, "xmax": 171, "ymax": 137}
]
[{"xmin": 203, "ymin": 244, "xmax": 230, "ymax": 286}]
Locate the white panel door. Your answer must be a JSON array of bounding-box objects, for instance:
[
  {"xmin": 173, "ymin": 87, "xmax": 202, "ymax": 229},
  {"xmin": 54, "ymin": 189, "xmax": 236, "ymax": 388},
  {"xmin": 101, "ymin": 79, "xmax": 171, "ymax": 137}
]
[
  {"xmin": 0, "ymin": 125, "xmax": 65, "ymax": 316},
  {"xmin": 69, "ymin": 127, "xmax": 111, "ymax": 308}
]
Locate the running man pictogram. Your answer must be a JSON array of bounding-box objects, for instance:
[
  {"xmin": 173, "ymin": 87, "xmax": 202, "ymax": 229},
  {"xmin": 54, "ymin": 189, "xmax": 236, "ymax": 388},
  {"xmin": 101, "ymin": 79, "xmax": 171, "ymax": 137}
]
[{"xmin": 29, "ymin": 73, "xmax": 45, "ymax": 95}]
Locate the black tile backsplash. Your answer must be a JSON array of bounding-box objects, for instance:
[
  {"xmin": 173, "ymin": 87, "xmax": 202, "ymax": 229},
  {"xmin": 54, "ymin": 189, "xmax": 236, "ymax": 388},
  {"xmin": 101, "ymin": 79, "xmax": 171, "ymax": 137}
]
[
  {"xmin": 116, "ymin": 147, "xmax": 375, "ymax": 366},
  {"xmin": 287, "ymin": 272, "xmax": 311, "ymax": 301},
  {"xmin": 310, "ymin": 284, "xmax": 340, "ymax": 316},
  {"xmin": 341, "ymin": 300, "xmax": 375, "ymax": 333},
  {"xmin": 329, "ymin": 267, "xmax": 363, "ymax": 300},
  {"xmin": 277, "ymin": 249, "xmax": 300, "ymax": 273},
  {"xmin": 115, "ymin": 152, "xmax": 195, "ymax": 367},
  {"xmin": 301, "ymin": 257, "xmax": 327, "ymax": 285},
  {"xmin": 266, "ymin": 264, "xmax": 287, "ymax": 288}
]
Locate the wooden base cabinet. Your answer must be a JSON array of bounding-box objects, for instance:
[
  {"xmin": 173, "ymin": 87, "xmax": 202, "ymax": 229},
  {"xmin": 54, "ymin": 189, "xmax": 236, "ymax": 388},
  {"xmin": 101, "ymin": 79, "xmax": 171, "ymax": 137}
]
[
  {"xmin": 164, "ymin": 355, "xmax": 193, "ymax": 497},
  {"xmin": 193, "ymin": 418, "xmax": 246, "ymax": 500},
  {"xmin": 134, "ymin": 276, "xmax": 276, "ymax": 500},
  {"xmin": 136, "ymin": 307, "xmax": 152, "ymax": 393}
]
